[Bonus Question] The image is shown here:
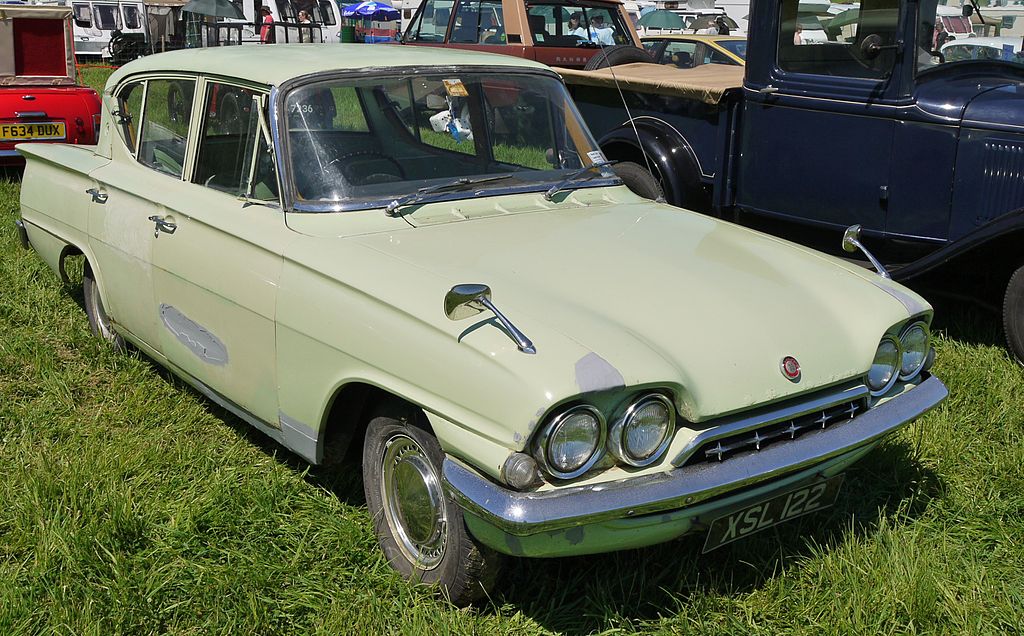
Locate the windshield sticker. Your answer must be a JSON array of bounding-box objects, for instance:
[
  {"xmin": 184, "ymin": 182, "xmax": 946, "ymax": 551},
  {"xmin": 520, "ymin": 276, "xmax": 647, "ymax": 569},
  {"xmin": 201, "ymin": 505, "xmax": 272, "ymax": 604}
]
[
  {"xmin": 587, "ymin": 150, "xmax": 607, "ymax": 165},
  {"xmin": 443, "ymin": 79, "xmax": 468, "ymax": 97}
]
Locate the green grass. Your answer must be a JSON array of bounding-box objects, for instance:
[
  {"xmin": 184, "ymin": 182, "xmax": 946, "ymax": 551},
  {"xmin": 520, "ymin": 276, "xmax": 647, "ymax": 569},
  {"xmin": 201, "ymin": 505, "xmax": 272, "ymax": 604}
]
[
  {"xmin": 3, "ymin": 69, "xmax": 1024, "ymax": 635},
  {"xmin": 4, "ymin": 173, "xmax": 1024, "ymax": 635}
]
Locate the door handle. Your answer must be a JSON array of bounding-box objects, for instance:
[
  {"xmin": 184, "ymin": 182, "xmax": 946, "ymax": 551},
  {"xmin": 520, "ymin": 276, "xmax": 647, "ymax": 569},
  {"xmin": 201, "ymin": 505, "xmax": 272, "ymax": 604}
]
[
  {"xmin": 86, "ymin": 187, "xmax": 108, "ymax": 204},
  {"xmin": 148, "ymin": 215, "xmax": 177, "ymax": 238}
]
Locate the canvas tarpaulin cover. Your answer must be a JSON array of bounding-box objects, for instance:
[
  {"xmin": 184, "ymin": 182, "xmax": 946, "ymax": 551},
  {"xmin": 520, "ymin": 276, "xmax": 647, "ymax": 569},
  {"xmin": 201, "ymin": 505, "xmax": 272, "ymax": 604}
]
[{"xmin": 556, "ymin": 62, "xmax": 744, "ymax": 105}]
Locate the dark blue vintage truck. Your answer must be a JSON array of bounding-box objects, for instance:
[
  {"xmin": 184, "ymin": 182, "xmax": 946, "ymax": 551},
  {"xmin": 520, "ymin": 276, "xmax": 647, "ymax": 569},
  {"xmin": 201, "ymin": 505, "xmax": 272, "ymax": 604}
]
[{"xmin": 559, "ymin": 0, "xmax": 1024, "ymax": 361}]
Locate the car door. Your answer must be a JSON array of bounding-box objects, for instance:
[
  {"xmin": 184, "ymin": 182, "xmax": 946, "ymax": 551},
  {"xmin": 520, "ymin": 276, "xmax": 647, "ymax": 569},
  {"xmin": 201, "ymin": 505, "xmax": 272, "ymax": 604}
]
[
  {"xmin": 86, "ymin": 77, "xmax": 192, "ymax": 351},
  {"xmin": 735, "ymin": 0, "xmax": 900, "ymax": 233},
  {"xmin": 150, "ymin": 80, "xmax": 285, "ymax": 424}
]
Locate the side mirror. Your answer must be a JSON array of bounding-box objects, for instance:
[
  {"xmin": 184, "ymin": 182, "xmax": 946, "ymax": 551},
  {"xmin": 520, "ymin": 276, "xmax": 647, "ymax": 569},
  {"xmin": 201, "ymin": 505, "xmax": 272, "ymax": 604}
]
[
  {"xmin": 444, "ymin": 283, "xmax": 491, "ymax": 321},
  {"xmin": 963, "ymin": 4, "xmax": 974, "ymax": 17},
  {"xmin": 859, "ymin": 33, "xmax": 883, "ymax": 60},
  {"xmin": 841, "ymin": 224, "xmax": 862, "ymax": 253}
]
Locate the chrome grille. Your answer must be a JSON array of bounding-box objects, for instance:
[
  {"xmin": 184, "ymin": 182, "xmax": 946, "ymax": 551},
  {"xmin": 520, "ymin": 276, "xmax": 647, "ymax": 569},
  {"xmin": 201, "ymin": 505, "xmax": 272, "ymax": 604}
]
[{"xmin": 681, "ymin": 398, "xmax": 867, "ymax": 466}]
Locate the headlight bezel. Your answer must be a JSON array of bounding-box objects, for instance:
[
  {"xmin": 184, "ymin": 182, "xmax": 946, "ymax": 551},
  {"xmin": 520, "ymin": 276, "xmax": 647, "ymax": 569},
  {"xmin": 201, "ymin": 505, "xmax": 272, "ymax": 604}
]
[
  {"xmin": 533, "ymin": 404, "xmax": 607, "ymax": 480},
  {"xmin": 867, "ymin": 334, "xmax": 902, "ymax": 397},
  {"xmin": 898, "ymin": 320, "xmax": 930, "ymax": 381},
  {"xmin": 608, "ymin": 393, "xmax": 676, "ymax": 467}
]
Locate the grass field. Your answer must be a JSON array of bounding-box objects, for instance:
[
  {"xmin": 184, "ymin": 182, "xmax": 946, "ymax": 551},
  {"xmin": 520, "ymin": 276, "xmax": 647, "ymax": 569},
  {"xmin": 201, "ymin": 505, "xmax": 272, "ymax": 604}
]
[{"xmin": 1, "ymin": 68, "xmax": 1022, "ymax": 635}]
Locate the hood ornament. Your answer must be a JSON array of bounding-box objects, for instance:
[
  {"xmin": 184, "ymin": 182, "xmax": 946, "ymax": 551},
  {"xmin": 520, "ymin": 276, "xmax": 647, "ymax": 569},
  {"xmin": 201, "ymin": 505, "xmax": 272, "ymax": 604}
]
[
  {"xmin": 842, "ymin": 224, "xmax": 890, "ymax": 279},
  {"xmin": 780, "ymin": 356, "xmax": 801, "ymax": 381},
  {"xmin": 444, "ymin": 283, "xmax": 536, "ymax": 354}
]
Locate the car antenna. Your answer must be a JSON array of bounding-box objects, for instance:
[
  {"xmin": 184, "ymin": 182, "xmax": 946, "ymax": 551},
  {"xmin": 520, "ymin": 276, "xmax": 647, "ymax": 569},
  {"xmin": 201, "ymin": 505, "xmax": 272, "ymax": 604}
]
[{"xmin": 588, "ymin": 17, "xmax": 663, "ymax": 203}]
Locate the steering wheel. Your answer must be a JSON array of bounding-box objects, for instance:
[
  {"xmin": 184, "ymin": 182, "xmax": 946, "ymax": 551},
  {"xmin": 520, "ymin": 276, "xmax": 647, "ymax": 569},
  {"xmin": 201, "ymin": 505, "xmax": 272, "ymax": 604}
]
[{"xmin": 326, "ymin": 150, "xmax": 406, "ymax": 184}]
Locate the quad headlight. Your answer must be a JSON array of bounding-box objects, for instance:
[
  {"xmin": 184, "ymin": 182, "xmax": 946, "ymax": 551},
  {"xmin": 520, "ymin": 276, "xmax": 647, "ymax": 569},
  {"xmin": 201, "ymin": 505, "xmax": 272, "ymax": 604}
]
[
  {"xmin": 534, "ymin": 405, "xmax": 606, "ymax": 479},
  {"xmin": 867, "ymin": 335, "xmax": 902, "ymax": 396},
  {"xmin": 608, "ymin": 394, "xmax": 675, "ymax": 467},
  {"xmin": 898, "ymin": 321, "xmax": 930, "ymax": 381}
]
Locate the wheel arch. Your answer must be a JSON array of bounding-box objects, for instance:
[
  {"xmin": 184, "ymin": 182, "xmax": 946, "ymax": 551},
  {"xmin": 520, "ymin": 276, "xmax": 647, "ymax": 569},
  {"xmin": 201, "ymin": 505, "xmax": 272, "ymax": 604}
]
[{"xmin": 598, "ymin": 119, "xmax": 704, "ymax": 208}]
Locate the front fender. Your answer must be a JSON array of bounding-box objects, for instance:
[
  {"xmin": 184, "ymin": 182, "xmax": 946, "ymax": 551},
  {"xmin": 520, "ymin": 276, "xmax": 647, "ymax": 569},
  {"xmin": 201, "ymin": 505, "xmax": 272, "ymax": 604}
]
[{"xmin": 598, "ymin": 119, "xmax": 702, "ymax": 208}]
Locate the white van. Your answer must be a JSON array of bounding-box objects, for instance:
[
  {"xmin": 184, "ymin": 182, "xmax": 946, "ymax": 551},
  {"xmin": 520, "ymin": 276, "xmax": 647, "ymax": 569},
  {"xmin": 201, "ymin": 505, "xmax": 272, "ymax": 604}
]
[{"xmin": 70, "ymin": 0, "xmax": 146, "ymax": 59}]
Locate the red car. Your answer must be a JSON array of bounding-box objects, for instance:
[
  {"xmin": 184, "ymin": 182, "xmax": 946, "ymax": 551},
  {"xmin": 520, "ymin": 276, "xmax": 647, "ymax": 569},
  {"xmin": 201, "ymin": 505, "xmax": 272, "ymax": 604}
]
[{"xmin": 1, "ymin": 5, "xmax": 101, "ymax": 167}]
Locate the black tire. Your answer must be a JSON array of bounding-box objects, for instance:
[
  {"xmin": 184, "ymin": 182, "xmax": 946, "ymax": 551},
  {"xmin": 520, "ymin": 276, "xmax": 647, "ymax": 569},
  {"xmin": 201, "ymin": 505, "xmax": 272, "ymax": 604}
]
[
  {"xmin": 583, "ymin": 45, "xmax": 654, "ymax": 70},
  {"xmin": 1003, "ymin": 264, "xmax": 1024, "ymax": 363},
  {"xmin": 613, "ymin": 161, "xmax": 664, "ymax": 201},
  {"xmin": 83, "ymin": 263, "xmax": 126, "ymax": 352},
  {"xmin": 362, "ymin": 406, "xmax": 500, "ymax": 605}
]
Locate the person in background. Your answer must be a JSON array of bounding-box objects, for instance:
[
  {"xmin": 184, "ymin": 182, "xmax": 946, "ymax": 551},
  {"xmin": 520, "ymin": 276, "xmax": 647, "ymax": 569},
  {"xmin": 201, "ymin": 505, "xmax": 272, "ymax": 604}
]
[
  {"xmin": 588, "ymin": 14, "xmax": 615, "ymax": 45},
  {"xmin": 715, "ymin": 16, "xmax": 730, "ymax": 35},
  {"xmin": 260, "ymin": 6, "xmax": 276, "ymax": 43},
  {"xmin": 793, "ymin": 23, "xmax": 803, "ymax": 45},
  {"xmin": 567, "ymin": 12, "xmax": 586, "ymax": 38},
  {"xmin": 298, "ymin": 10, "xmax": 313, "ymax": 42}
]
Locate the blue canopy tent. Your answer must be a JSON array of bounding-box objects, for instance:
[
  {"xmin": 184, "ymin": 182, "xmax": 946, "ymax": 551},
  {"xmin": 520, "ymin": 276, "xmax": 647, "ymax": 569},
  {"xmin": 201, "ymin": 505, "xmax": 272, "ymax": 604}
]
[{"xmin": 342, "ymin": 1, "xmax": 399, "ymax": 42}]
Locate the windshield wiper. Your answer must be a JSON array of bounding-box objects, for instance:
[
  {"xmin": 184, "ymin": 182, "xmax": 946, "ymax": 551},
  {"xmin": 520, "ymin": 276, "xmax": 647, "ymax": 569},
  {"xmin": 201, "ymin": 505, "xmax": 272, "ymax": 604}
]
[
  {"xmin": 385, "ymin": 174, "xmax": 514, "ymax": 217},
  {"xmin": 543, "ymin": 160, "xmax": 618, "ymax": 201}
]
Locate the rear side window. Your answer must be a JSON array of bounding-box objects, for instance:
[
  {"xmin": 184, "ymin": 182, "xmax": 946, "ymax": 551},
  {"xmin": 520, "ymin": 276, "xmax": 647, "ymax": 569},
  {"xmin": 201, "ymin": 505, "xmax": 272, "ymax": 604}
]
[
  {"xmin": 93, "ymin": 3, "xmax": 121, "ymax": 29},
  {"xmin": 450, "ymin": 0, "xmax": 505, "ymax": 44},
  {"xmin": 193, "ymin": 83, "xmax": 262, "ymax": 196},
  {"xmin": 138, "ymin": 79, "xmax": 195, "ymax": 178},
  {"xmin": 661, "ymin": 41, "xmax": 698, "ymax": 68}
]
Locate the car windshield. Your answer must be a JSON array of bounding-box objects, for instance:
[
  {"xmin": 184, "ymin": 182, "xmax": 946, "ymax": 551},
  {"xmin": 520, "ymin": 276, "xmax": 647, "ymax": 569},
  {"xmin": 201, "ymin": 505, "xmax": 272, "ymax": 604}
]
[
  {"xmin": 282, "ymin": 72, "xmax": 615, "ymax": 210},
  {"xmin": 525, "ymin": 2, "xmax": 634, "ymax": 47},
  {"xmin": 718, "ymin": 38, "xmax": 747, "ymax": 58},
  {"xmin": 917, "ymin": 0, "xmax": 1024, "ymax": 73}
]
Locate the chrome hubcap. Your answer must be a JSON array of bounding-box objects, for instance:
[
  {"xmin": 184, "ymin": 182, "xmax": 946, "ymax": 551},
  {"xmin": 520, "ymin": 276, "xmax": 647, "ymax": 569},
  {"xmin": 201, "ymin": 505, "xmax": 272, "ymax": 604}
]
[{"xmin": 381, "ymin": 434, "xmax": 447, "ymax": 570}]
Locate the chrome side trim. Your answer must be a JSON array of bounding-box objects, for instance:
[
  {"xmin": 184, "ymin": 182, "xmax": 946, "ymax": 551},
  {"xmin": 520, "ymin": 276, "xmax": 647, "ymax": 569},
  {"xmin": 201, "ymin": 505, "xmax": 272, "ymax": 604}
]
[
  {"xmin": 443, "ymin": 375, "xmax": 946, "ymax": 537},
  {"xmin": 671, "ymin": 382, "xmax": 869, "ymax": 466}
]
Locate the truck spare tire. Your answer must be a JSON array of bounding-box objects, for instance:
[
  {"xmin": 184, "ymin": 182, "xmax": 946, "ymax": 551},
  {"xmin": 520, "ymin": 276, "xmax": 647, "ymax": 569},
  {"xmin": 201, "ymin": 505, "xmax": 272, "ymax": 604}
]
[{"xmin": 583, "ymin": 45, "xmax": 654, "ymax": 70}]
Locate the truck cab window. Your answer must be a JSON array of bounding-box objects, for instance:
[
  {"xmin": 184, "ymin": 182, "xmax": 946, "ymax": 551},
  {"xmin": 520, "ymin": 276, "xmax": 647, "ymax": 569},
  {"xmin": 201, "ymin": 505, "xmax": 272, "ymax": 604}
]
[
  {"xmin": 405, "ymin": 0, "xmax": 454, "ymax": 42},
  {"xmin": 777, "ymin": 0, "xmax": 900, "ymax": 80}
]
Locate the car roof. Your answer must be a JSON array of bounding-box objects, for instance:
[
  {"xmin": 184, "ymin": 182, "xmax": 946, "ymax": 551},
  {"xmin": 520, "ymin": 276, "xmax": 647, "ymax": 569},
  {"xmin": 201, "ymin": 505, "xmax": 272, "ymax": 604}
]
[{"xmin": 105, "ymin": 44, "xmax": 553, "ymax": 92}]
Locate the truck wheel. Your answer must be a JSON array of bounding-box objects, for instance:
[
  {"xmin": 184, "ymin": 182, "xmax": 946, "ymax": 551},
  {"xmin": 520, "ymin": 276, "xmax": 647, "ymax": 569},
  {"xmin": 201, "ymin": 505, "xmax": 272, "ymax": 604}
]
[
  {"xmin": 613, "ymin": 161, "xmax": 664, "ymax": 201},
  {"xmin": 583, "ymin": 45, "xmax": 654, "ymax": 70},
  {"xmin": 83, "ymin": 263, "xmax": 126, "ymax": 352},
  {"xmin": 362, "ymin": 409, "xmax": 500, "ymax": 605},
  {"xmin": 1003, "ymin": 264, "xmax": 1024, "ymax": 363}
]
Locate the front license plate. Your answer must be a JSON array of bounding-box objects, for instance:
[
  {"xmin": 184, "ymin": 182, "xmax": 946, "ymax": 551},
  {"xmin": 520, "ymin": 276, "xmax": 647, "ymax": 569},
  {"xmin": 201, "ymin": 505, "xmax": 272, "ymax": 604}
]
[
  {"xmin": 702, "ymin": 474, "xmax": 845, "ymax": 553},
  {"xmin": 0, "ymin": 122, "xmax": 66, "ymax": 142}
]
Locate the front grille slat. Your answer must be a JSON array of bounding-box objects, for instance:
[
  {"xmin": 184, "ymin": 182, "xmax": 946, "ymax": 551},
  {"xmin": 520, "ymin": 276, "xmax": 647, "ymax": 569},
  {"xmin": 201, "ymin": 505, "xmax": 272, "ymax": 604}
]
[{"xmin": 687, "ymin": 398, "xmax": 867, "ymax": 467}]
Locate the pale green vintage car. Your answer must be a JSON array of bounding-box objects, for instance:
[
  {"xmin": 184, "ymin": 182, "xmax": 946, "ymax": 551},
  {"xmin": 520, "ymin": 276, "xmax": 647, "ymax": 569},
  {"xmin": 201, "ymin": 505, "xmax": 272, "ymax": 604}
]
[{"xmin": 16, "ymin": 45, "xmax": 947, "ymax": 604}]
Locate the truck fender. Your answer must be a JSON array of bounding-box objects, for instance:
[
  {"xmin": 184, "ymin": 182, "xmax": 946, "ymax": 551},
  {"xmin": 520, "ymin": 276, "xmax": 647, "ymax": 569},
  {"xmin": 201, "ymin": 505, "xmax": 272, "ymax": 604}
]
[{"xmin": 597, "ymin": 119, "xmax": 704, "ymax": 210}]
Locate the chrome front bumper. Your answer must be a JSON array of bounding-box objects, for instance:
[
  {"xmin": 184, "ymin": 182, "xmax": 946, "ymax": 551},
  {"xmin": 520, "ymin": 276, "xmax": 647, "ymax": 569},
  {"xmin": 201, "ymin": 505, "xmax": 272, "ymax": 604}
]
[{"xmin": 443, "ymin": 375, "xmax": 947, "ymax": 537}]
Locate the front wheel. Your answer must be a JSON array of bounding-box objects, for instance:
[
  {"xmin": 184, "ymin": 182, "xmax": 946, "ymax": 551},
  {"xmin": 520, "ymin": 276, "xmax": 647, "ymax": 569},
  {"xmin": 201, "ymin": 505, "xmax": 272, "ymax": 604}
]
[
  {"xmin": 613, "ymin": 161, "xmax": 664, "ymax": 201},
  {"xmin": 362, "ymin": 408, "xmax": 500, "ymax": 605},
  {"xmin": 83, "ymin": 263, "xmax": 126, "ymax": 352},
  {"xmin": 1002, "ymin": 264, "xmax": 1024, "ymax": 363}
]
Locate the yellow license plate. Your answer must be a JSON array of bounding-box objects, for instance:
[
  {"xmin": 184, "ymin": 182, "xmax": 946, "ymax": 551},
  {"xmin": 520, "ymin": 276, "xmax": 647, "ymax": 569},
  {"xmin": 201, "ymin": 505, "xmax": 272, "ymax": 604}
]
[{"xmin": 0, "ymin": 122, "xmax": 66, "ymax": 142}]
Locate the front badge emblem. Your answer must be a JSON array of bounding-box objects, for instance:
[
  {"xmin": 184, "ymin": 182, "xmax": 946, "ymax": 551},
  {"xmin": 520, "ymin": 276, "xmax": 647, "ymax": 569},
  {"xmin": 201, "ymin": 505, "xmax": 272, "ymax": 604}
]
[{"xmin": 780, "ymin": 356, "xmax": 801, "ymax": 381}]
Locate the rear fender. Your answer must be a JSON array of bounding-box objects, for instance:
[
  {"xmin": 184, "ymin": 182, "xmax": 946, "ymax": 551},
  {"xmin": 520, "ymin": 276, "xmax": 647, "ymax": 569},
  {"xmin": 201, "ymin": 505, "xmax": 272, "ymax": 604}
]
[{"xmin": 597, "ymin": 119, "xmax": 702, "ymax": 208}]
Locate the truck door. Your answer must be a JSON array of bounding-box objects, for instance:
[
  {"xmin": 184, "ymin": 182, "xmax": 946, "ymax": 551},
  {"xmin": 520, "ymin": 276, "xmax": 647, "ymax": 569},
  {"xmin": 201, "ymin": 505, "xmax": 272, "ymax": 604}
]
[{"xmin": 736, "ymin": 0, "xmax": 903, "ymax": 234}]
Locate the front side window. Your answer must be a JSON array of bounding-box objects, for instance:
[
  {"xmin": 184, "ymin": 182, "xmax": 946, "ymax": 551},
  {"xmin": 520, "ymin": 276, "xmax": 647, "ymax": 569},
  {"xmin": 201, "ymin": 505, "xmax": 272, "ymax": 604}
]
[
  {"xmin": 93, "ymin": 3, "xmax": 121, "ymax": 30},
  {"xmin": 404, "ymin": 0, "xmax": 454, "ymax": 42},
  {"xmin": 115, "ymin": 81, "xmax": 145, "ymax": 153},
  {"xmin": 138, "ymin": 79, "xmax": 195, "ymax": 177},
  {"xmin": 123, "ymin": 4, "xmax": 142, "ymax": 28},
  {"xmin": 73, "ymin": 3, "xmax": 92, "ymax": 28},
  {"xmin": 194, "ymin": 84, "xmax": 262, "ymax": 196},
  {"xmin": 450, "ymin": 0, "xmax": 505, "ymax": 44},
  {"xmin": 283, "ymin": 72, "xmax": 609, "ymax": 208},
  {"xmin": 525, "ymin": 3, "xmax": 632, "ymax": 47},
  {"xmin": 778, "ymin": 0, "xmax": 899, "ymax": 79}
]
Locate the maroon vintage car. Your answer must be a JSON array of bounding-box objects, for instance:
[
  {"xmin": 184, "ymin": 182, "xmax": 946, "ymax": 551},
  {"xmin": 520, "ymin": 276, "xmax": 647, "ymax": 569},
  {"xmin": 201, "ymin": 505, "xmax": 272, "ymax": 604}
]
[{"xmin": 1, "ymin": 5, "xmax": 101, "ymax": 166}]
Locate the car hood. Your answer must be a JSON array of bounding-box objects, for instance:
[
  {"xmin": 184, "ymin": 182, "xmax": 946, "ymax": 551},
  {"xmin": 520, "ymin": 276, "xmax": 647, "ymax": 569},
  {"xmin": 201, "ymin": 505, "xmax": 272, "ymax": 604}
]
[
  {"xmin": 304, "ymin": 193, "xmax": 916, "ymax": 428},
  {"xmin": 959, "ymin": 80, "xmax": 1024, "ymax": 133},
  {"xmin": 915, "ymin": 70, "xmax": 1024, "ymax": 129}
]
